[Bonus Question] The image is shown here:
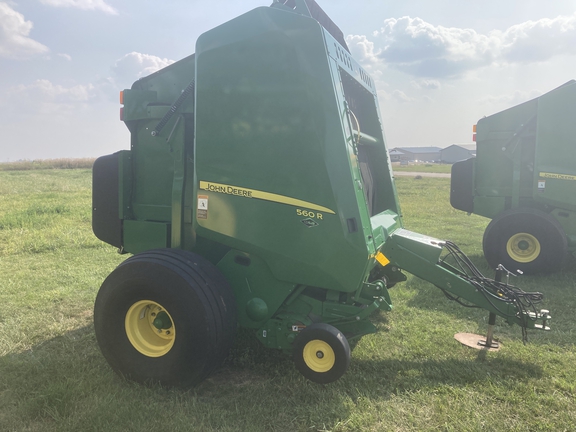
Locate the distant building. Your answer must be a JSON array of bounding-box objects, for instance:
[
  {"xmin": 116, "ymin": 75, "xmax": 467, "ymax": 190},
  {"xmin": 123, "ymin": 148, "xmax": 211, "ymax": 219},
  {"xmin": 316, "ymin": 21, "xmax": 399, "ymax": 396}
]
[
  {"xmin": 389, "ymin": 149, "xmax": 405, "ymax": 162},
  {"xmin": 388, "ymin": 147, "xmax": 442, "ymax": 162},
  {"xmin": 440, "ymin": 144, "xmax": 476, "ymax": 163}
]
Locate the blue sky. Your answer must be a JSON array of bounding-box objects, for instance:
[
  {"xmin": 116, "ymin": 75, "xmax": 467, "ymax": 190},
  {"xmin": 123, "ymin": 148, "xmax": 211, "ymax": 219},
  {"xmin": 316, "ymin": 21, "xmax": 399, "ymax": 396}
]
[{"xmin": 1, "ymin": 0, "xmax": 575, "ymax": 161}]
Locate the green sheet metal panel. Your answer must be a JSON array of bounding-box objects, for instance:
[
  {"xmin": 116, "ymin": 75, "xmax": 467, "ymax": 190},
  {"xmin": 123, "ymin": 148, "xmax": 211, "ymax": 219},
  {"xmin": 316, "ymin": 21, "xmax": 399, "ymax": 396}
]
[
  {"xmin": 533, "ymin": 80, "xmax": 576, "ymax": 211},
  {"xmin": 122, "ymin": 55, "xmax": 196, "ymax": 226},
  {"xmin": 123, "ymin": 220, "xmax": 170, "ymax": 253}
]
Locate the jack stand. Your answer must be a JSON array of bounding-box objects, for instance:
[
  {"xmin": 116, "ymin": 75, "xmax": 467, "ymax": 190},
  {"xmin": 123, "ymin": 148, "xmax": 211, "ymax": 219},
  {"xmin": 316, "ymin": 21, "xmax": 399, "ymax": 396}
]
[
  {"xmin": 454, "ymin": 266, "xmax": 508, "ymax": 352},
  {"xmin": 475, "ymin": 312, "xmax": 500, "ymax": 349},
  {"xmin": 454, "ymin": 323, "xmax": 501, "ymax": 352}
]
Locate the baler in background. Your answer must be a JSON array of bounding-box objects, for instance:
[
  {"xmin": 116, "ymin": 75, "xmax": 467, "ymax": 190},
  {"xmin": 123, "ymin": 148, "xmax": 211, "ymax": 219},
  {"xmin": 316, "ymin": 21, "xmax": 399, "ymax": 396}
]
[{"xmin": 451, "ymin": 80, "xmax": 576, "ymax": 274}]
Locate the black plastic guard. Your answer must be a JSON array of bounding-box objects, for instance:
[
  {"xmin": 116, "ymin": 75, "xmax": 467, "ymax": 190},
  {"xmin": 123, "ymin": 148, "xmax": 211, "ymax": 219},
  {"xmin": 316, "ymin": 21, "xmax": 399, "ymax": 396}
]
[
  {"xmin": 450, "ymin": 157, "xmax": 475, "ymax": 213},
  {"xmin": 92, "ymin": 153, "xmax": 122, "ymax": 248}
]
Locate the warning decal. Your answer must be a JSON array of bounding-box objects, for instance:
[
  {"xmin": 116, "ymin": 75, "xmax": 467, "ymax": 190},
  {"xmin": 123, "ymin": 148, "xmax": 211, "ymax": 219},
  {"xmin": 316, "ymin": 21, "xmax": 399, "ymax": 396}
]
[{"xmin": 197, "ymin": 195, "xmax": 208, "ymax": 219}]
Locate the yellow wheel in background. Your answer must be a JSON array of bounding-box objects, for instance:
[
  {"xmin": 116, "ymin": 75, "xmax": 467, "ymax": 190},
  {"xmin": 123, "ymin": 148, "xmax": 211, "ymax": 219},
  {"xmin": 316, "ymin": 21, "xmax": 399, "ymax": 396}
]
[
  {"xmin": 125, "ymin": 300, "xmax": 175, "ymax": 357},
  {"xmin": 483, "ymin": 208, "xmax": 567, "ymax": 274},
  {"xmin": 506, "ymin": 233, "xmax": 541, "ymax": 263}
]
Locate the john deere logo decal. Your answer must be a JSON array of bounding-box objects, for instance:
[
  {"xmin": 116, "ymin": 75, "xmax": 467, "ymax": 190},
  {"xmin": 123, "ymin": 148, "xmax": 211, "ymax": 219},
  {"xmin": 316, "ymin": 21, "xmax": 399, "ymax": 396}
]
[
  {"xmin": 301, "ymin": 218, "xmax": 319, "ymax": 228},
  {"xmin": 199, "ymin": 181, "xmax": 335, "ymax": 214}
]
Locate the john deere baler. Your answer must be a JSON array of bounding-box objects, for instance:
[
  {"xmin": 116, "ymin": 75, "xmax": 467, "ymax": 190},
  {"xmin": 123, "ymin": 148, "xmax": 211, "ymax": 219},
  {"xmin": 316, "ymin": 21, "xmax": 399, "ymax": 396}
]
[{"xmin": 92, "ymin": 0, "xmax": 550, "ymax": 387}]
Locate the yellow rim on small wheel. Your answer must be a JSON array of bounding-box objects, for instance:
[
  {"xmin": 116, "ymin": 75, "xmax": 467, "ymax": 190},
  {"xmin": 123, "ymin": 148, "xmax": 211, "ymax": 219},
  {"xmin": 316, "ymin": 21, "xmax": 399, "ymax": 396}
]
[
  {"xmin": 506, "ymin": 233, "xmax": 541, "ymax": 263},
  {"xmin": 125, "ymin": 300, "xmax": 176, "ymax": 357},
  {"xmin": 302, "ymin": 339, "xmax": 335, "ymax": 373}
]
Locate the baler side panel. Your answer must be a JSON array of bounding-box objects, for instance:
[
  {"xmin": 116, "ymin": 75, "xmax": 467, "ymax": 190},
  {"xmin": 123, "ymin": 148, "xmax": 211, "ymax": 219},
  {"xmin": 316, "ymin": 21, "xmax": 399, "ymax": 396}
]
[
  {"xmin": 533, "ymin": 80, "xmax": 576, "ymax": 212},
  {"xmin": 118, "ymin": 55, "xmax": 196, "ymax": 254}
]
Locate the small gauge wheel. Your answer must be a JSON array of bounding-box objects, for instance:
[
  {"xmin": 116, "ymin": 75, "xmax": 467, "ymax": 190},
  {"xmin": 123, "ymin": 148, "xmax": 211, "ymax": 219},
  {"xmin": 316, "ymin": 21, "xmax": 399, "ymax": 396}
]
[{"xmin": 293, "ymin": 323, "xmax": 350, "ymax": 384}]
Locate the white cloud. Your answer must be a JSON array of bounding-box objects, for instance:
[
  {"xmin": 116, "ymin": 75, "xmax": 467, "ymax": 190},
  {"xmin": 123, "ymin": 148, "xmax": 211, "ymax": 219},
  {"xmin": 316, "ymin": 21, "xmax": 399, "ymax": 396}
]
[
  {"xmin": 58, "ymin": 53, "xmax": 72, "ymax": 61},
  {"xmin": 500, "ymin": 14, "xmax": 576, "ymax": 63},
  {"xmin": 378, "ymin": 17, "xmax": 495, "ymax": 63},
  {"xmin": 392, "ymin": 90, "xmax": 413, "ymax": 103},
  {"xmin": 111, "ymin": 52, "xmax": 175, "ymax": 86},
  {"xmin": 347, "ymin": 13, "xmax": 576, "ymax": 79},
  {"xmin": 347, "ymin": 34, "xmax": 380, "ymax": 64},
  {"xmin": 8, "ymin": 79, "xmax": 96, "ymax": 115},
  {"xmin": 351, "ymin": 16, "xmax": 497, "ymax": 78},
  {"xmin": 39, "ymin": 0, "xmax": 117, "ymax": 15},
  {"xmin": 477, "ymin": 88, "xmax": 543, "ymax": 107},
  {"xmin": 412, "ymin": 79, "xmax": 441, "ymax": 90},
  {"xmin": 0, "ymin": 2, "xmax": 49, "ymax": 59}
]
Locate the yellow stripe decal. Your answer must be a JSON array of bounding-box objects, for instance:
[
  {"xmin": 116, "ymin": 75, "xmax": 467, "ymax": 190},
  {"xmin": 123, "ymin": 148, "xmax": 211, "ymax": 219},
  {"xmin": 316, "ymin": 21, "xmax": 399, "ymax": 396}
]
[
  {"xmin": 199, "ymin": 181, "xmax": 336, "ymax": 214},
  {"xmin": 539, "ymin": 172, "xmax": 576, "ymax": 181}
]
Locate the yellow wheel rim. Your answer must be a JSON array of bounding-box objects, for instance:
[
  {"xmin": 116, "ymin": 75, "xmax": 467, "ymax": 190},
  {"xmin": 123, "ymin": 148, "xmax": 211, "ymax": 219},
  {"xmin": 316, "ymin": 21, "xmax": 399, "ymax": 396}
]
[
  {"xmin": 506, "ymin": 233, "xmax": 541, "ymax": 263},
  {"xmin": 302, "ymin": 339, "xmax": 335, "ymax": 373},
  {"xmin": 125, "ymin": 300, "xmax": 175, "ymax": 357}
]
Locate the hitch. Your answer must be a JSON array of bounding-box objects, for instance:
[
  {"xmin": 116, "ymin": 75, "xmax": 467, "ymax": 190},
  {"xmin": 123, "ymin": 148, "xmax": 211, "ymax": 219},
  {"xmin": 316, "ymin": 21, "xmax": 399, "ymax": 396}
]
[{"xmin": 454, "ymin": 264, "xmax": 551, "ymax": 351}]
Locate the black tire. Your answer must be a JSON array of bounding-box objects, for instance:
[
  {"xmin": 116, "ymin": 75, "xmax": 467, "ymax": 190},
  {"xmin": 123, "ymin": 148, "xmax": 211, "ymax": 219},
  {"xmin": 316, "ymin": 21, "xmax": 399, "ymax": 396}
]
[
  {"xmin": 94, "ymin": 249, "xmax": 237, "ymax": 387},
  {"xmin": 482, "ymin": 208, "xmax": 567, "ymax": 274},
  {"xmin": 293, "ymin": 323, "xmax": 350, "ymax": 384}
]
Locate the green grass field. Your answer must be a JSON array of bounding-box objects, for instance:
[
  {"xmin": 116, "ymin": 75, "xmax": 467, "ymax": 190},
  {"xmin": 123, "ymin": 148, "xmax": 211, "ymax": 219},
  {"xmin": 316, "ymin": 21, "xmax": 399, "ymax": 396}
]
[
  {"xmin": 0, "ymin": 158, "xmax": 95, "ymax": 171},
  {"xmin": 1, "ymin": 169, "xmax": 574, "ymax": 431},
  {"xmin": 392, "ymin": 163, "xmax": 452, "ymax": 174}
]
